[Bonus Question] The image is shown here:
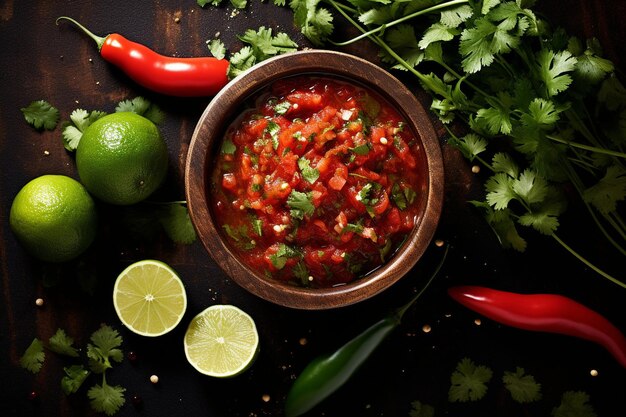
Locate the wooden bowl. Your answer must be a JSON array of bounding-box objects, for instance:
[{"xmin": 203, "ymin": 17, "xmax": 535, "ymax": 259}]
[{"xmin": 185, "ymin": 50, "xmax": 444, "ymax": 309}]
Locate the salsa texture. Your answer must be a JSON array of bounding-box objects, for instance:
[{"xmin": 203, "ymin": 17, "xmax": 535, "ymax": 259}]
[{"xmin": 211, "ymin": 76, "xmax": 426, "ymax": 288}]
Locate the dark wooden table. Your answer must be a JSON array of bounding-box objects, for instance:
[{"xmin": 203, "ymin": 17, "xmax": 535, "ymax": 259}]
[{"xmin": 2, "ymin": 1, "xmax": 625, "ymax": 416}]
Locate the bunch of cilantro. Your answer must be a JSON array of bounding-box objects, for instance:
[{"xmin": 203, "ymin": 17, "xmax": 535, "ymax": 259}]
[
  {"xmin": 20, "ymin": 326, "xmax": 126, "ymax": 416},
  {"xmin": 266, "ymin": 0, "xmax": 625, "ymax": 286}
]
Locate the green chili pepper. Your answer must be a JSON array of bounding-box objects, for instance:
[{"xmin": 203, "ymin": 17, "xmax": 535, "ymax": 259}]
[{"xmin": 284, "ymin": 245, "xmax": 449, "ymax": 417}]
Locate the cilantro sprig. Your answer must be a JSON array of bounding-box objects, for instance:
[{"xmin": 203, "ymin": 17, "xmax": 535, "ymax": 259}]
[{"xmin": 20, "ymin": 326, "xmax": 126, "ymax": 415}]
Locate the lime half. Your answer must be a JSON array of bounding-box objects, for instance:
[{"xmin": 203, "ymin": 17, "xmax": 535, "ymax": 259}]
[
  {"xmin": 184, "ymin": 305, "xmax": 259, "ymax": 377},
  {"xmin": 113, "ymin": 260, "xmax": 187, "ymax": 337}
]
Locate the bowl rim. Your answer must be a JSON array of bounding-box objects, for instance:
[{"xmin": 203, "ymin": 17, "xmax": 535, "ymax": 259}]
[{"xmin": 185, "ymin": 49, "xmax": 444, "ymax": 310}]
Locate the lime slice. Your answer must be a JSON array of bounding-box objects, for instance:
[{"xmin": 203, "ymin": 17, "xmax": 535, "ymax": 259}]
[
  {"xmin": 113, "ymin": 260, "xmax": 187, "ymax": 337},
  {"xmin": 184, "ymin": 305, "xmax": 259, "ymax": 377}
]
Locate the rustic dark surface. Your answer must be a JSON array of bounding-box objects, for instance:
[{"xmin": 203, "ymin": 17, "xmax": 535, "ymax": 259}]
[{"xmin": 1, "ymin": 1, "xmax": 625, "ymax": 416}]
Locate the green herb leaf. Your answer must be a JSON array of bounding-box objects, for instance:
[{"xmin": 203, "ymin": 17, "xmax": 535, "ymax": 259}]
[
  {"xmin": 287, "ymin": 190, "xmax": 315, "ymax": 219},
  {"xmin": 116, "ymin": 96, "xmax": 164, "ymax": 124},
  {"xmin": 21, "ymin": 100, "xmax": 60, "ymax": 130},
  {"xmin": 350, "ymin": 143, "xmax": 371, "ymax": 155},
  {"xmin": 208, "ymin": 39, "xmax": 226, "ymax": 60},
  {"xmin": 221, "ymin": 138, "xmax": 237, "ymax": 155},
  {"xmin": 62, "ymin": 109, "xmax": 107, "ymax": 151},
  {"xmin": 298, "ymin": 157, "xmax": 320, "ymax": 184},
  {"xmin": 502, "ymin": 367, "xmax": 542, "ymax": 403},
  {"xmin": 20, "ymin": 338, "xmax": 45, "ymax": 373},
  {"xmin": 408, "ymin": 400, "xmax": 435, "ymax": 417},
  {"xmin": 450, "ymin": 133, "xmax": 487, "ymax": 161},
  {"xmin": 582, "ymin": 165, "xmax": 626, "ymax": 215},
  {"xmin": 87, "ymin": 383, "xmax": 126, "ymax": 416},
  {"xmin": 87, "ymin": 325, "xmax": 123, "ymax": 374},
  {"xmin": 61, "ymin": 365, "xmax": 91, "ymax": 395},
  {"xmin": 269, "ymin": 243, "xmax": 302, "ymax": 269},
  {"xmin": 49, "ymin": 328, "xmax": 80, "ymax": 357},
  {"xmin": 448, "ymin": 357, "xmax": 493, "ymax": 402},
  {"xmin": 552, "ymin": 391, "xmax": 597, "ymax": 417},
  {"xmin": 290, "ymin": 0, "xmax": 334, "ymax": 46},
  {"xmin": 536, "ymin": 49, "xmax": 577, "ymax": 96}
]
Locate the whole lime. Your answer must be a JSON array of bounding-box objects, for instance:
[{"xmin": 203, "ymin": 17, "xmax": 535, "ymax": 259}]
[
  {"xmin": 9, "ymin": 175, "xmax": 98, "ymax": 263},
  {"xmin": 76, "ymin": 112, "xmax": 168, "ymax": 205}
]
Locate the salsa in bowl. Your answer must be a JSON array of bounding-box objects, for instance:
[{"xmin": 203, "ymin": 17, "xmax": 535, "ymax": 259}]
[{"xmin": 185, "ymin": 50, "xmax": 443, "ymax": 309}]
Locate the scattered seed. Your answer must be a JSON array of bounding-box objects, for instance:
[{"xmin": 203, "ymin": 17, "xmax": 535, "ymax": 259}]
[
  {"xmin": 299, "ymin": 337, "xmax": 308, "ymax": 346},
  {"xmin": 471, "ymin": 165, "xmax": 480, "ymax": 174},
  {"xmin": 474, "ymin": 319, "xmax": 482, "ymax": 326},
  {"xmin": 127, "ymin": 351, "xmax": 138, "ymax": 363},
  {"xmin": 590, "ymin": 369, "xmax": 599, "ymax": 377},
  {"xmin": 380, "ymin": 137, "xmax": 388, "ymax": 145},
  {"xmin": 131, "ymin": 394, "xmax": 143, "ymax": 408},
  {"xmin": 150, "ymin": 374, "xmax": 159, "ymax": 384},
  {"xmin": 43, "ymin": 150, "xmax": 50, "ymax": 156},
  {"xmin": 422, "ymin": 324, "xmax": 432, "ymax": 333},
  {"xmin": 434, "ymin": 239, "xmax": 445, "ymax": 247},
  {"xmin": 174, "ymin": 17, "xmax": 181, "ymax": 23},
  {"xmin": 35, "ymin": 298, "xmax": 44, "ymax": 307},
  {"xmin": 261, "ymin": 394, "xmax": 270, "ymax": 402}
]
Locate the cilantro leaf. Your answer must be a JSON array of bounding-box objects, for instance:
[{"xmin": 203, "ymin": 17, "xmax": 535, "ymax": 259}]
[
  {"xmin": 449, "ymin": 133, "xmax": 487, "ymax": 161},
  {"xmin": 116, "ymin": 97, "xmax": 164, "ymax": 125},
  {"xmin": 87, "ymin": 325, "xmax": 123, "ymax": 374},
  {"xmin": 228, "ymin": 28, "xmax": 298, "ymax": 79},
  {"xmin": 381, "ymin": 24, "xmax": 424, "ymax": 69},
  {"xmin": 512, "ymin": 169, "xmax": 549, "ymax": 206},
  {"xmin": 88, "ymin": 383, "xmax": 126, "ymax": 416},
  {"xmin": 228, "ymin": 46, "xmax": 257, "ymax": 79},
  {"xmin": 298, "ymin": 157, "xmax": 320, "ymax": 184},
  {"xmin": 481, "ymin": 204, "xmax": 528, "ymax": 251},
  {"xmin": 537, "ymin": 49, "xmax": 577, "ymax": 96},
  {"xmin": 20, "ymin": 338, "xmax": 45, "ymax": 374},
  {"xmin": 49, "ymin": 328, "xmax": 80, "ymax": 357},
  {"xmin": 239, "ymin": 26, "xmax": 298, "ymax": 60},
  {"xmin": 409, "ymin": 400, "xmax": 434, "ymax": 417},
  {"xmin": 290, "ymin": 0, "xmax": 334, "ymax": 46},
  {"xmin": 21, "ymin": 100, "xmax": 60, "ymax": 130},
  {"xmin": 491, "ymin": 152, "xmax": 519, "ymax": 178},
  {"xmin": 287, "ymin": 190, "xmax": 315, "ymax": 219},
  {"xmin": 485, "ymin": 173, "xmax": 516, "ymax": 210},
  {"xmin": 448, "ymin": 357, "xmax": 493, "ymax": 402},
  {"xmin": 62, "ymin": 365, "xmax": 91, "ymax": 395},
  {"xmin": 269, "ymin": 243, "xmax": 302, "ymax": 269},
  {"xmin": 582, "ymin": 164, "xmax": 626, "ymax": 215},
  {"xmin": 552, "ymin": 391, "xmax": 597, "ymax": 417},
  {"xmin": 62, "ymin": 109, "xmax": 107, "ymax": 151},
  {"xmin": 221, "ymin": 138, "xmax": 237, "ymax": 155},
  {"xmin": 502, "ymin": 367, "xmax": 542, "ymax": 403},
  {"xmin": 208, "ymin": 39, "xmax": 226, "ymax": 60},
  {"xmin": 440, "ymin": 4, "xmax": 473, "ymax": 28},
  {"xmin": 418, "ymin": 23, "xmax": 459, "ymax": 50}
]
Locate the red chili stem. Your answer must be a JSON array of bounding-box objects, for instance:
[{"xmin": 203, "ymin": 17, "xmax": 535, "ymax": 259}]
[
  {"xmin": 448, "ymin": 285, "xmax": 626, "ymax": 368},
  {"xmin": 56, "ymin": 16, "xmax": 229, "ymax": 97}
]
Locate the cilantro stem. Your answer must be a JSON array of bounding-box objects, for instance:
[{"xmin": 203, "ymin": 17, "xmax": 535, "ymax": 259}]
[
  {"xmin": 546, "ymin": 134, "xmax": 626, "ymax": 159},
  {"xmin": 394, "ymin": 244, "xmax": 449, "ymax": 320},
  {"xmin": 551, "ymin": 233, "xmax": 626, "ymax": 288},
  {"xmin": 329, "ymin": 0, "xmax": 469, "ymax": 47},
  {"xmin": 562, "ymin": 160, "xmax": 626, "ymax": 256}
]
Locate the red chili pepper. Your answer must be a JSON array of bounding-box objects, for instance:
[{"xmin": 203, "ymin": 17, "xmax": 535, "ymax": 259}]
[
  {"xmin": 448, "ymin": 285, "xmax": 626, "ymax": 368},
  {"xmin": 57, "ymin": 16, "xmax": 229, "ymax": 97}
]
